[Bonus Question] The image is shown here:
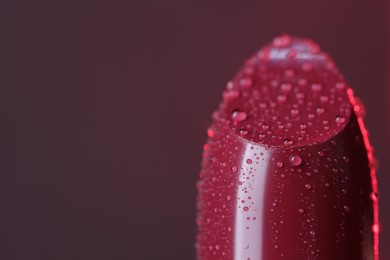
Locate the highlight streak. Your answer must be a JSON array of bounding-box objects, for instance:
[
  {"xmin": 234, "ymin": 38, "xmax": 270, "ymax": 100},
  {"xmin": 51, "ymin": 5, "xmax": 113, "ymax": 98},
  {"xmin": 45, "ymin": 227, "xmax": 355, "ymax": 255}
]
[{"xmin": 347, "ymin": 88, "xmax": 380, "ymax": 260}]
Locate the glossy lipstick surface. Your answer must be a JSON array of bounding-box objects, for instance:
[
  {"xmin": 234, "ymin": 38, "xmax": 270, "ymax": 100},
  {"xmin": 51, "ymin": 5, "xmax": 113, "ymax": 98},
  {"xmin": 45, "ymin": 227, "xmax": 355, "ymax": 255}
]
[{"xmin": 196, "ymin": 35, "xmax": 379, "ymax": 260}]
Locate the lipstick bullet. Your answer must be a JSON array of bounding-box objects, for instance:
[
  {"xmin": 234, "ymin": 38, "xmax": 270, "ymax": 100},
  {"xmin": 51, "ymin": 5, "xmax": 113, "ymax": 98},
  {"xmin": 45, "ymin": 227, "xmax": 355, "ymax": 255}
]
[{"xmin": 196, "ymin": 35, "xmax": 379, "ymax": 260}]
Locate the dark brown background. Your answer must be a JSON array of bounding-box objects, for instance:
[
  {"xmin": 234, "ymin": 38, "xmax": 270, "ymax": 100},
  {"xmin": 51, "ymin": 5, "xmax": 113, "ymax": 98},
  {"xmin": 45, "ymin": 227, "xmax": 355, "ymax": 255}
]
[{"xmin": 1, "ymin": 1, "xmax": 388, "ymax": 259}]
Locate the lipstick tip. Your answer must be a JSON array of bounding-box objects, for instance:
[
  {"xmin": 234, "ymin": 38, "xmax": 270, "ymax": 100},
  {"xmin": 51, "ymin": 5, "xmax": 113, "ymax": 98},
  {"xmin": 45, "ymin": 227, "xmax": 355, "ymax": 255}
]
[
  {"xmin": 217, "ymin": 35, "xmax": 351, "ymax": 148},
  {"xmin": 197, "ymin": 35, "xmax": 379, "ymax": 259}
]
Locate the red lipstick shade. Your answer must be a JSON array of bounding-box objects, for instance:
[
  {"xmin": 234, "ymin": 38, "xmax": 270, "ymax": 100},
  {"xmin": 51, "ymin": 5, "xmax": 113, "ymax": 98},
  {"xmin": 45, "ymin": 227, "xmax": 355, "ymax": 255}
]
[{"xmin": 196, "ymin": 35, "xmax": 379, "ymax": 260}]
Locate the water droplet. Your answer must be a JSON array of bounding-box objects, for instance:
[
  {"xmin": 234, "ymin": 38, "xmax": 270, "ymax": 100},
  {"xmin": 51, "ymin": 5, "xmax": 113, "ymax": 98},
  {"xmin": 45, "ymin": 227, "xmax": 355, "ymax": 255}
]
[
  {"xmin": 311, "ymin": 83, "xmax": 322, "ymax": 92},
  {"xmin": 370, "ymin": 192, "xmax": 379, "ymax": 202},
  {"xmin": 316, "ymin": 107, "xmax": 325, "ymax": 115},
  {"xmin": 305, "ymin": 184, "xmax": 312, "ymax": 190},
  {"xmin": 239, "ymin": 77, "xmax": 253, "ymax": 88},
  {"xmin": 259, "ymin": 133, "xmax": 266, "ymax": 139},
  {"xmin": 298, "ymin": 208, "xmax": 305, "ymax": 213},
  {"xmin": 298, "ymin": 78, "xmax": 308, "ymax": 86},
  {"xmin": 226, "ymin": 195, "xmax": 231, "ymax": 201},
  {"xmin": 302, "ymin": 63, "xmax": 313, "ymax": 71},
  {"xmin": 273, "ymin": 34, "xmax": 292, "ymax": 48},
  {"xmin": 335, "ymin": 116, "xmax": 346, "ymax": 126},
  {"xmin": 289, "ymin": 155, "xmax": 302, "ymax": 166},
  {"xmin": 284, "ymin": 69, "xmax": 295, "ymax": 77},
  {"xmin": 320, "ymin": 95, "xmax": 329, "ymax": 103},
  {"xmin": 290, "ymin": 108, "xmax": 300, "ymax": 116},
  {"xmin": 246, "ymin": 159, "xmax": 252, "ymax": 164},
  {"xmin": 207, "ymin": 128, "xmax": 214, "ymax": 138},
  {"xmin": 284, "ymin": 139, "xmax": 293, "ymax": 146},
  {"xmin": 240, "ymin": 129, "xmax": 249, "ymax": 136},
  {"xmin": 244, "ymin": 66, "xmax": 255, "ymax": 75},
  {"xmin": 277, "ymin": 94, "xmax": 287, "ymax": 103},
  {"xmin": 231, "ymin": 166, "xmax": 238, "ymax": 173},
  {"xmin": 243, "ymin": 206, "xmax": 249, "ymax": 212},
  {"xmin": 296, "ymin": 92, "xmax": 305, "ymax": 100},
  {"xmin": 353, "ymin": 97, "xmax": 366, "ymax": 117},
  {"xmin": 262, "ymin": 124, "xmax": 269, "ymax": 130},
  {"xmin": 335, "ymin": 82, "xmax": 345, "ymax": 90},
  {"xmin": 231, "ymin": 110, "xmax": 247, "ymax": 122},
  {"xmin": 372, "ymin": 223, "xmax": 380, "ymax": 233},
  {"xmin": 281, "ymin": 83, "xmax": 292, "ymax": 92},
  {"xmin": 277, "ymin": 161, "xmax": 284, "ymax": 168},
  {"xmin": 226, "ymin": 81, "xmax": 234, "ymax": 89},
  {"xmin": 223, "ymin": 89, "xmax": 240, "ymax": 101}
]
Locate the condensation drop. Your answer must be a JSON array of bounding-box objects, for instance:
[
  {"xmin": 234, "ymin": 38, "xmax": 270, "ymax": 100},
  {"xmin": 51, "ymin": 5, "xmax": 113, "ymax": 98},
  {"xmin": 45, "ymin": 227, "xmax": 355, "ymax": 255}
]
[
  {"xmin": 239, "ymin": 77, "xmax": 253, "ymax": 88},
  {"xmin": 289, "ymin": 155, "xmax": 302, "ymax": 166},
  {"xmin": 311, "ymin": 83, "xmax": 322, "ymax": 92},
  {"xmin": 335, "ymin": 116, "xmax": 346, "ymax": 126},
  {"xmin": 284, "ymin": 139, "xmax": 293, "ymax": 146},
  {"xmin": 277, "ymin": 161, "xmax": 284, "ymax": 168},
  {"xmin": 232, "ymin": 110, "xmax": 247, "ymax": 122}
]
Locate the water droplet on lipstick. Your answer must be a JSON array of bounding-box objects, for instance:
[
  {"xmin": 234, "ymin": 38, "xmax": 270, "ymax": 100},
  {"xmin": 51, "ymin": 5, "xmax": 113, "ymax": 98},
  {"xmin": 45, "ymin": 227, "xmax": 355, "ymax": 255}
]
[
  {"xmin": 273, "ymin": 34, "xmax": 292, "ymax": 48},
  {"xmin": 277, "ymin": 94, "xmax": 287, "ymax": 103},
  {"xmin": 372, "ymin": 223, "xmax": 380, "ymax": 233},
  {"xmin": 239, "ymin": 77, "xmax": 253, "ymax": 88},
  {"xmin": 284, "ymin": 139, "xmax": 293, "ymax": 146},
  {"xmin": 320, "ymin": 95, "xmax": 329, "ymax": 103},
  {"xmin": 316, "ymin": 107, "xmax": 325, "ymax": 115},
  {"xmin": 335, "ymin": 116, "xmax": 346, "ymax": 126},
  {"xmin": 223, "ymin": 89, "xmax": 240, "ymax": 101},
  {"xmin": 207, "ymin": 128, "xmax": 215, "ymax": 138},
  {"xmin": 289, "ymin": 155, "xmax": 302, "ymax": 166},
  {"xmin": 311, "ymin": 83, "xmax": 322, "ymax": 92},
  {"xmin": 335, "ymin": 82, "xmax": 345, "ymax": 90},
  {"xmin": 231, "ymin": 110, "xmax": 247, "ymax": 122},
  {"xmin": 281, "ymin": 83, "xmax": 292, "ymax": 92},
  {"xmin": 290, "ymin": 108, "xmax": 300, "ymax": 116},
  {"xmin": 240, "ymin": 129, "xmax": 249, "ymax": 136}
]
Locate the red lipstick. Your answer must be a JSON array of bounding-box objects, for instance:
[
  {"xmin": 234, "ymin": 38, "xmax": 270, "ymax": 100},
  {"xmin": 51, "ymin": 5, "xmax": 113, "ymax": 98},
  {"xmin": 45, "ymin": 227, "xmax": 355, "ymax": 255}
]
[{"xmin": 196, "ymin": 35, "xmax": 379, "ymax": 260}]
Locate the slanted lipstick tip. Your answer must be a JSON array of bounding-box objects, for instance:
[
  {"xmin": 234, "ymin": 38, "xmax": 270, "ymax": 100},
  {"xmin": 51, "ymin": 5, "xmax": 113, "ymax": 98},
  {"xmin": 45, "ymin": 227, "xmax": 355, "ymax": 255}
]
[
  {"xmin": 217, "ymin": 36, "xmax": 351, "ymax": 147},
  {"xmin": 197, "ymin": 35, "xmax": 379, "ymax": 260}
]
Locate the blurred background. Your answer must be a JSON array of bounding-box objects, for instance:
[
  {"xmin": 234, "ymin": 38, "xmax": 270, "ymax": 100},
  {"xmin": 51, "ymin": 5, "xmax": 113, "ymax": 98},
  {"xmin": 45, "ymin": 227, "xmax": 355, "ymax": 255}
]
[{"xmin": 1, "ymin": 1, "xmax": 388, "ymax": 259}]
